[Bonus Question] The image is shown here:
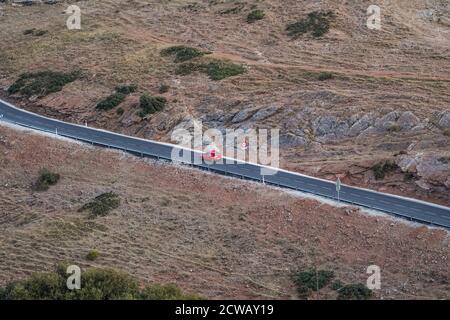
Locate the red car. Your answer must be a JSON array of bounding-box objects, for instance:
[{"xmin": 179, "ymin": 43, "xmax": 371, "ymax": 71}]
[{"xmin": 202, "ymin": 149, "xmax": 222, "ymax": 161}]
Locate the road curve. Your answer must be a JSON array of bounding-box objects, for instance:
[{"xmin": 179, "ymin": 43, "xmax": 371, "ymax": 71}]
[{"xmin": 1, "ymin": 98, "xmax": 450, "ymax": 229}]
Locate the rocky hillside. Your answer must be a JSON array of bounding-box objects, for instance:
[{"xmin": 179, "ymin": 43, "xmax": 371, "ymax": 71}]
[{"xmin": 0, "ymin": 0, "xmax": 449, "ymax": 204}]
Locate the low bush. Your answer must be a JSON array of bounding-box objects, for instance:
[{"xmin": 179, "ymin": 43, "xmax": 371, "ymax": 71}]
[
  {"xmin": 0, "ymin": 265, "xmax": 201, "ymax": 300},
  {"xmin": 247, "ymin": 10, "xmax": 265, "ymax": 23},
  {"xmin": 79, "ymin": 192, "xmax": 120, "ymax": 218},
  {"xmin": 33, "ymin": 168, "xmax": 60, "ymax": 191},
  {"xmin": 387, "ymin": 124, "xmax": 401, "ymax": 132},
  {"xmin": 404, "ymin": 172, "xmax": 416, "ymax": 181},
  {"xmin": 8, "ymin": 70, "xmax": 80, "ymax": 97},
  {"xmin": 161, "ymin": 46, "xmax": 208, "ymax": 63},
  {"xmin": 159, "ymin": 84, "xmax": 170, "ymax": 94},
  {"xmin": 443, "ymin": 128, "xmax": 450, "ymax": 137},
  {"xmin": 286, "ymin": 11, "xmax": 334, "ymax": 38},
  {"xmin": 86, "ymin": 250, "xmax": 100, "ymax": 261},
  {"xmin": 139, "ymin": 284, "xmax": 202, "ymax": 300},
  {"xmin": 438, "ymin": 156, "xmax": 450, "ymax": 164},
  {"xmin": 318, "ymin": 72, "xmax": 334, "ymax": 81},
  {"xmin": 115, "ymin": 84, "xmax": 137, "ymax": 95},
  {"xmin": 96, "ymin": 92, "xmax": 126, "ymax": 110},
  {"xmin": 139, "ymin": 94, "xmax": 166, "ymax": 117},
  {"xmin": 23, "ymin": 28, "xmax": 48, "ymax": 36},
  {"xmin": 337, "ymin": 283, "xmax": 373, "ymax": 300},
  {"xmin": 331, "ymin": 280, "xmax": 344, "ymax": 291},
  {"xmin": 176, "ymin": 60, "xmax": 245, "ymax": 80},
  {"xmin": 293, "ymin": 269, "xmax": 334, "ymax": 297},
  {"xmin": 372, "ymin": 160, "xmax": 398, "ymax": 180},
  {"xmin": 116, "ymin": 107, "xmax": 124, "ymax": 116}
]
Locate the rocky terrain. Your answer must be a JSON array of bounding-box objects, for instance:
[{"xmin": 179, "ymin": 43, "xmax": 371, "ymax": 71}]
[
  {"xmin": 0, "ymin": 0, "xmax": 449, "ymax": 204},
  {"xmin": 0, "ymin": 124, "xmax": 449, "ymax": 299}
]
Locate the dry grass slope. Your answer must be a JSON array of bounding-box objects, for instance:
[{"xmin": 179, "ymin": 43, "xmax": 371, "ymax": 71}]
[{"xmin": 0, "ymin": 125, "xmax": 449, "ymax": 299}]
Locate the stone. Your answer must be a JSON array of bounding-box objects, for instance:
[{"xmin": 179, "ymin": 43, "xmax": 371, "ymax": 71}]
[
  {"xmin": 231, "ymin": 107, "xmax": 258, "ymax": 123},
  {"xmin": 250, "ymin": 105, "xmax": 279, "ymax": 121},
  {"xmin": 438, "ymin": 111, "xmax": 450, "ymax": 129},
  {"xmin": 348, "ymin": 114, "xmax": 374, "ymax": 137},
  {"xmin": 397, "ymin": 111, "xmax": 420, "ymax": 130}
]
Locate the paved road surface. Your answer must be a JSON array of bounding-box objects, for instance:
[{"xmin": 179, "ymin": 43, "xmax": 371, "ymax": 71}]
[{"xmin": 1, "ymin": 98, "xmax": 449, "ymax": 229}]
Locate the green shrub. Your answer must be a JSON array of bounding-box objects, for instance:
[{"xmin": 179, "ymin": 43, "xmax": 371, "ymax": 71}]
[
  {"xmin": 161, "ymin": 46, "xmax": 208, "ymax": 63},
  {"xmin": 438, "ymin": 157, "xmax": 450, "ymax": 164},
  {"xmin": 337, "ymin": 283, "xmax": 373, "ymax": 300},
  {"xmin": 159, "ymin": 84, "xmax": 170, "ymax": 94},
  {"xmin": 86, "ymin": 250, "xmax": 100, "ymax": 261},
  {"xmin": 33, "ymin": 168, "xmax": 60, "ymax": 191},
  {"xmin": 116, "ymin": 107, "xmax": 124, "ymax": 116},
  {"xmin": 318, "ymin": 72, "xmax": 334, "ymax": 81},
  {"xmin": 404, "ymin": 172, "xmax": 415, "ymax": 181},
  {"xmin": 293, "ymin": 269, "xmax": 334, "ymax": 297},
  {"xmin": 372, "ymin": 160, "xmax": 398, "ymax": 180},
  {"xmin": 176, "ymin": 60, "xmax": 245, "ymax": 80},
  {"xmin": 96, "ymin": 92, "xmax": 126, "ymax": 110},
  {"xmin": 443, "ymin": 128, "xmax": 450, "ymax": 137},
  {"xmin": 204, "ymin": 61, "xmax": 246, "ymax": 80},
  {"xmin": 23, "ymin": 29, "xmax": 35, "ymax": 35},
  {"xmin": 140, "ymin": 284, "xmax": 202, "ymax": 300},
  {"xmin": 115, "ymin": 84, "xmax": 137, "ymax": 95},
  {"xmin": 331, "ymin": 280, "xmax": 344, "ymax": 291},
  {"xmin": 387, "ymin": 124, "xmax": 401, "ymax": 132},
  {"xmin": 286, "ymin": 11, "xmax": 334, "ymax": 38},
  {"xmin": 79, "ymin": 192, "xmax": 120, "ymax": 218},
  {"xmin": 247, "ymin": 10, "xmax": 265, "ymax": 23},
  {"xmin": 0, "ymin": 265, "xmax": 200, "ymax": 300},
  {"xmin": 23, "ymin": 28, "xmax": 48, "ymax": 36},
  {"xmin": 139, "ymin": 94, "xmax": 166, "ymax": 117},
  {"xmin": 8, "ymin": 70, "xmax": 80, "ymax": 97}
]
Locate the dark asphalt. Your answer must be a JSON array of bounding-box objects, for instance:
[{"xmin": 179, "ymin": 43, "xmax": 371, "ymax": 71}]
[{"xmin": 1, "ymin": 99, "xmax": 449, "ymax": 229}]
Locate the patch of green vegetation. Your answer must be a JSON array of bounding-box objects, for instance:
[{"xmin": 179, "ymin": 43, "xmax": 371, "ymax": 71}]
[
  {"xmin": 372, "ymin": 160, "xmax": 398, "ymax": 180},
  {"xmin": 159, "ymin": 84, "xmax": 170, "ymax": 94},
  {"xmin": 8, "ymin": 70, "xmax": 80, "ymax": 97},
  {"xmin": 331, "ymin": 280, "xmax": 344, "ymax": 291},
  {"xmin": 387, "ymin": 124, "xmax": 401, "ymax": 132},
  {"xmin": 247, "ymin": 10, "xmax": 265, "ymax": 23},
  {"xmin": 318, "ymin": 72, "xmax": 334, "ymax": 81},
  {"xmin": 86, "ymin": 250, "xmax": 100, "ymax": 261},
  {"xmin": 116, "ymin": 107, "xmax": 124, "ymax": 116},
  {"xmin": 96, "ymin": 92, "xmax": 126, "ymax": 111},
  {"xmin": 438, "ymin": 157, "xmax": 450, "ymax": 164},
  {"xmin": 0, "ymin": 265, "xmax": 200, "ymax": 300},
  {"xmin": 293, "ymin": 269, "xmax": 334, "ymax": 297},
  {"xmin": 79, "ymin": 192, "xmax": 120, "ymax": 218},
  {"xmin": 23, "ymin": 28, "xmax": 48, "ymax": 36},
  {"xmin": 337, "ymin": 283, "xmax": 373, "ymax": 300},
  {"xmin": 176, "ymin": 60, "xmax": 245, "ymax": 80},
  {"xmin": 404, "ymin": 172, "xmax": 416, "ymax": 181},
  {"xmin": 443, "ymin": 128, "xmax": 450, "ymax": 137},
  {"xmin": 140, "ymin": 284, "xmax": 202, "ymax": 300},
  {"xmin": 115, "ymin": 84, "xmax": 137, "ymax": 95},
  {"xmin": 33, "ymin": 168, "xmax": 60, "ymax": 192},
  {"xmin": 139, "ymin": 94, "xmax": 167, "ymax": 117},
  {"xmin": 161, "ymin": 46, "xmax": 209, "ymax": 63},
  {"xmin": 286, "ymin": 11, "xmax": 334, "ymax": 38}
]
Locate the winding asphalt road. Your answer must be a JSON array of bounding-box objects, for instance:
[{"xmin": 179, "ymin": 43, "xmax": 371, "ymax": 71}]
[{"xmin": 1, "ymin": 98, "xmax": 450, "ymax": 229}]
